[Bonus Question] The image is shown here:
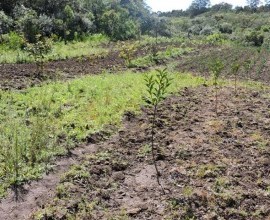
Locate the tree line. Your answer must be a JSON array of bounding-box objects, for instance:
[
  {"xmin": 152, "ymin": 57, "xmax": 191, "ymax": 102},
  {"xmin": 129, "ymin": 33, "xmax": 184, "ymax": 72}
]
[
  {"xmin": 0, "ymin": 0, "xmax": 158, "ymax": 42},
  {"xmin": 159, "ymin": 0, "xmax": 270, "ymax": 17}
]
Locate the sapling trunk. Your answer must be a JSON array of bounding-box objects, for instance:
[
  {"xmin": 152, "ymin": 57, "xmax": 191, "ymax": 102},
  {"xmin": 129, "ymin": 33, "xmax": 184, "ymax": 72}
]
[
  {"xmin": 215, "ymin": 84, "xmax": 218, "ymax": 116},
  {"xmin": 14, "ymin": 129, "xmax": 19, "ymax": 202},
  {"xmin": 150, "ymin": 104, "xmax": 165, "ymax": 194},
  {"xmin": 232, "ymin": 62, "xmax": 240, "ymax": 96},
  {"xmin": 234, "ymin": 73, "xmax": 237, "ymax": 95}
]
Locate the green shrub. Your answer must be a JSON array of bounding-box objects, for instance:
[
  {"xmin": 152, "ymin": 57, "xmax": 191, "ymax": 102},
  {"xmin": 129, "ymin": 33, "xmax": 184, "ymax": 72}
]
[
  {"xmin": 0, "ymin": 11, "xmax": 13, "ymax": 35},
  {"xmin": 245, "ymin": 31, "xmax": 264, "ymax": 46},
  {"xmin": 101, "ymin": 8, "xmax": 139, "ymax": 40},
  {"xmin": 219, "ymin": 22, "xmax": 233, "ymax": 34},
  {"xmin": 200, "ymin": 25, "xmax": 214, "ymax": 35},
  {"xmin": 189, "ymin": 25, "xmax": 202, "ymax": 35},
  {"xmin": 119, "ymin": 41, "xmax": 139, "ymax": 67},
  {"xmin": 205, "ymin": 33, "xmax": 226, "ymax": 45},
  {"xmin": 25, "ymin": 35, "xmax": 52, "ymax": 74},
  {"xmin": 261, "ymin": 25, "xmax": 270, "ymax": 32},
  {"xmin": 7, "ymin": 32, "xmax": 25, "ymax": 50}
]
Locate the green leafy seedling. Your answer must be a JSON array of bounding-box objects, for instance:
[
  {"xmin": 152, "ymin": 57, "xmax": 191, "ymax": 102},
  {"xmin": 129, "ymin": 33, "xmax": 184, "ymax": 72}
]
[
  {"xmin": 150, "ymin": 43, "xmax": 159, "ymax": 64},
  {"xmin": 143, "ymin": 68, "xmax": 172, "ymax": 194},
  {"xmin": 208, "ymin": 59, "xmax": 224, "ymax": 116}
]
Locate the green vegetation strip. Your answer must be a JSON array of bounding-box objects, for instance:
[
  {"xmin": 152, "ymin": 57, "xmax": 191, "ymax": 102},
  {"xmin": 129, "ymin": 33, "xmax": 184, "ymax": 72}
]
[
  {"xmin": 0, "ymin": 71, "xmax": 204, "ymax": 197},
  {"xmin": 0, "ymin": 34, "xmax": 109, "ymax": 64}
]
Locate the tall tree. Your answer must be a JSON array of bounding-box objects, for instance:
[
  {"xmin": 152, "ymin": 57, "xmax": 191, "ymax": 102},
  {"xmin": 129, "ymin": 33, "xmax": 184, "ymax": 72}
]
[
  {"xmin": 188, "ymin": 0, "xmax": 211, "ymax": 16},
  {"xmin": 190, "ymin": 0, "xmax": 211, "ymax": 9},
  {"xmin": 246, "ymin": 0, "xmax": 260, "ymax": 9},
  {"xmin": 0, "ymin": 0, "xmax": 21, "ymax": 15}
]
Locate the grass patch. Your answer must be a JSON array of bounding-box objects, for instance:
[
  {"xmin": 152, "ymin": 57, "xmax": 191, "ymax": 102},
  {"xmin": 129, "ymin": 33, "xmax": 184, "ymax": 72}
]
[
  {"xmin": 0, "ymin": 34, "xmax": 109, "ymax": 64},
  {"xmin": 0, "ymin": 70, "xmax": 204, "ymax": 197},
  {"xmin": 132, "ymin": 47, "xmax": 193, "ymax": 68}
]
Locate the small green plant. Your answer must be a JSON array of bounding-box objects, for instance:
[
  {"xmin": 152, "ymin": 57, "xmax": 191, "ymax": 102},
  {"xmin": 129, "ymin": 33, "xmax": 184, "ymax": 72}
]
[
  {"xmin": 25, "ymin": 34, "xmax": 52, "ymax": 76},
  {"xmin": 143, "ymin": 68, "xmax": 172, "ymax": 194},
  {"xmin": 205, "ymin": 33, "xmax": 225, "ymax": 45},
  {"xmin": 150, "ymin": 43, "xmax": 160, "ymax": 64},
  {"xmin": 256, "ymin": 56, "xmax": 267, "ymax": 76},
  {"xmin": 208, "ymin": 59, "xmax": 224, "ymax": 116},
  {"xmin": 243, "ymin": 59, "xmax": 253, "ymax": 82},
  {"xmin": 231, "ymin": 61, "xmax": 241, "ymax": 95},
  {"xmin": 138, "ymin": 144, "xmax": 151, "ymax": 157},
  {"xmin": 119, "ymin": 42, "xmax": 138, "ymax": 67}
]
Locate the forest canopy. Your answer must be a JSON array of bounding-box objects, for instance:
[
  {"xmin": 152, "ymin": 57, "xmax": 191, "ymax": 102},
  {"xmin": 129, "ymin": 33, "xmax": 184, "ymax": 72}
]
[{"xmin": 0, "ymin": 0, "xmax": 156, "ymax": 41}]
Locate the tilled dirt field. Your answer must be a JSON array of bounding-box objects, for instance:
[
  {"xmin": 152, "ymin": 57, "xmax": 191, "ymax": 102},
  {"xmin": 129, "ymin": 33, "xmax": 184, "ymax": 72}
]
[
  {"xmin": 2, "ymin": 86, "xmax": 269, "ymax": 219},
  {"xmin": 0, "ymin": 42, "xmax": 172, "ymax": 90},
  {"xmin": 0, "ymin": 51, "xmax": 126, "ymax": 90},
  {"xmin": 176, "ymin": 44, "xmax": 270, "ymax": 84}
]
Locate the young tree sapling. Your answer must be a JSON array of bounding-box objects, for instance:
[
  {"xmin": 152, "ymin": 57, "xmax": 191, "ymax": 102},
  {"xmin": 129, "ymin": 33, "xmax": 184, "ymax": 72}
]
[
  {"xmin": 231, "ymin": 62, "xmax": 240, "ymax": 95},
  {"xmin": 208, "ymin": 59, "xmax": 224, "ymax": 116},
  {"xmin": 143, "ymin": 68, "xmax": 172, "ymax": 194},
  {"xmin": 25, "ymin": 34, "xmax": 52, "ymax": 77}
]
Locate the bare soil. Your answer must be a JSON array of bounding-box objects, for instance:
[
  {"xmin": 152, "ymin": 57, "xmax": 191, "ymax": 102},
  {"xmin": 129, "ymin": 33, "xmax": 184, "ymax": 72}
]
[
  {"xmin": 1, "ymin": 85, "xmax": 269, "ymax": 219},
  {"xmin": 176, "ymin": 44, "xmax": 270, "ymax": 84},
  {"xmin": 0, "ymin": 41, "xmax": 183, "ymax": 90},
  {"xmin": 0, "ymin": 51, "xmax": 126, "ymax": 90}
]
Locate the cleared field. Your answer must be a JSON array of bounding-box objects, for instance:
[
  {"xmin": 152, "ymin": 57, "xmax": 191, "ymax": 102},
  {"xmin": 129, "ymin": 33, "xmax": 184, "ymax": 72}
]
[{"xmin": 0, "ymin": 71, "xmax": 204, "ymax": 198}]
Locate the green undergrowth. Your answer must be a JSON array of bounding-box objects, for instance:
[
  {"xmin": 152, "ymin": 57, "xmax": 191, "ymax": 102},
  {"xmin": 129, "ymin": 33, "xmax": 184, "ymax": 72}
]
[
  {"xmin": 0, "ymin": 34, "xmax": 109, "ymax": 64},
  {"xmin": 0, "ymin": 70, "xmax": 204, "ymax": 197},
  {"xmin": 132, "ymin": 47, "xmax": 193, "ymax": 68}
]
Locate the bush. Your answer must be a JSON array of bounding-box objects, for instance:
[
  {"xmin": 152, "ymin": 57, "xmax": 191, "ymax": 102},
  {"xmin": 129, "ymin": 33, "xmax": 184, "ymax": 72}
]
[
  {"xmin": 36, "ymin": 14, "xmax": 53, "ymax": 37},
  {"xmin": 200, "ymin": 25, "xmax": 214, "ymax": 35},
  {"xmin": 261, "ymin": 25, "xmax": 270, "ymax": 32},
  {"xmin": 245, "ymin": 31, "xmax": 264, "ymax": 46},
  {"xmin": 156, "ymin": 19, "xmax": 172, "ymax": 37},
  {"xmin": 0, "ymin": 11, "xmax": 13, "ymax": 35},
  {"xmin": 25, "ymin": 35, "xmax": 52, "ymax": 73},
  {"xmin": 5, "ymin": 32, "xmax": 26, "ymax": 50},
  {"xmin": 205, "ymin": 33, "xmax": 226, "ymax": 44},
  {"xmin": 189, "ymin": 25, "xmax": 202, "ymax": 35},
  {"xmin": 101, "ymin": 8, "xmax": 139, "ymax": 40},
  {"xmin": 14, "ymin": 7, "xmax": 39, "ymax": 43},
  {"xmin": 219, "ymin": 22, "xmax": 233, "ymax": 34}
]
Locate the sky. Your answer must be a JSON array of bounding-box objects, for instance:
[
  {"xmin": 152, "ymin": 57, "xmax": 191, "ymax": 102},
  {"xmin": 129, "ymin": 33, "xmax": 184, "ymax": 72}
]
[{"xmin": 145, "ymin": 0, "xmax": 248, "ymax": 12}]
